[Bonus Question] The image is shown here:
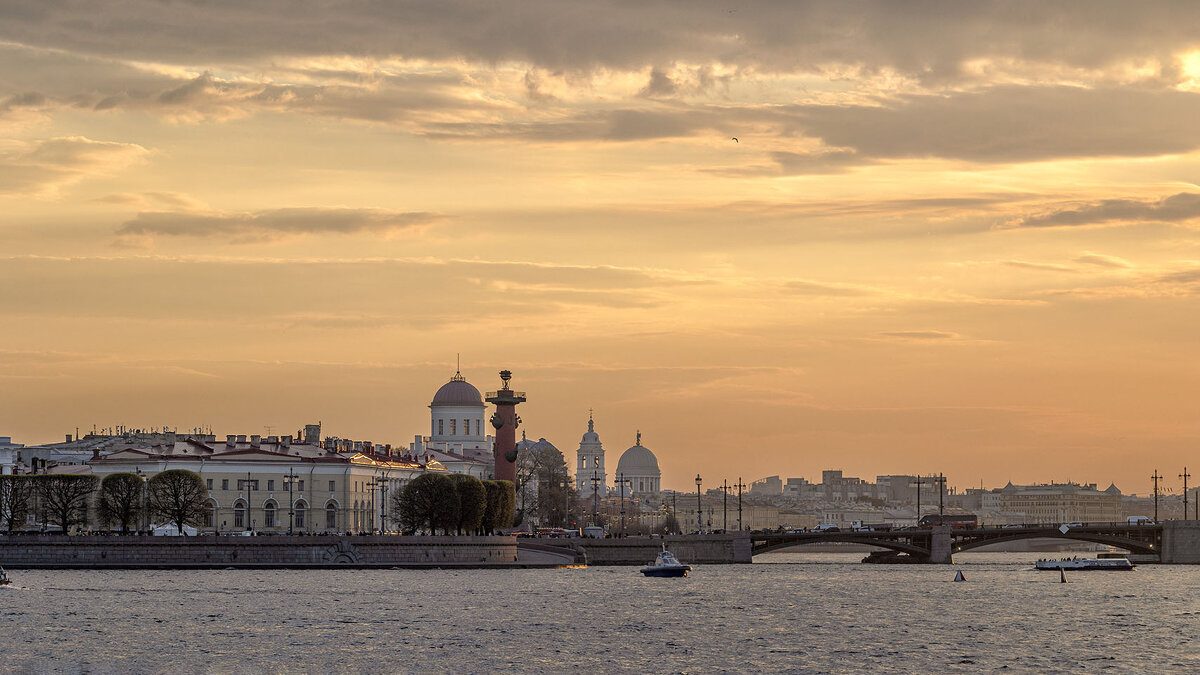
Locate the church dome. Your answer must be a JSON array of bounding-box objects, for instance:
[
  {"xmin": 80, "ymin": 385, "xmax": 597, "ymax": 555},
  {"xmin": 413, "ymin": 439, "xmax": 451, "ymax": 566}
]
[
  {"xmin": 430, "ymin": 373, "xmax": 483, "ymax": 407},
  {"xmin": 616, "ymin": 443, "xmax": 660, "ymax": 476},
  {"xmin": 581, "ymin": 418, "xmax": 600, "ymax": 443}
]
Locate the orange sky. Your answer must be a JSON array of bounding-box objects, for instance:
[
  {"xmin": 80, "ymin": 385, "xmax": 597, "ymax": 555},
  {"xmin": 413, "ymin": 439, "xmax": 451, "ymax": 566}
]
[{"xmin": 2, "ymin": 2, "xmax": 1199, "ymax": 496}]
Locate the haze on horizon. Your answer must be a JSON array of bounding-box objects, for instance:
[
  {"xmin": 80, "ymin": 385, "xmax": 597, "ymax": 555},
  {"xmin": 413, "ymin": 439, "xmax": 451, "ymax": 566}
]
[{"xmin": 2, "ymin": 1, "xmax": 1198, "ymax": 496}]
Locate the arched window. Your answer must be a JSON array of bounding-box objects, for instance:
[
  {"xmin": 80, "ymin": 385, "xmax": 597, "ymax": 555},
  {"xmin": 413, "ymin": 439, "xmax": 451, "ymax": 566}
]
[
  {"xmin": 325, "ymin": 501, "xmax": 338, "ymax": 530},
  {"xmin": 206, "ymin": 499, "xmax": 218, "ymax": 529},
  {"xmin": 295, "ymin": 500, "xmax": 308, "ymax": 530},
  {"xmin": 264, "ymin": 501, "xmax": 277, "ymax": 529},
  {"xmin": 353, "ymin": 501, "xmax": 361, "ymax": 531},
  {"xmin": 234, "ymin": 500, "xmax": 247, "ymax": 529}
]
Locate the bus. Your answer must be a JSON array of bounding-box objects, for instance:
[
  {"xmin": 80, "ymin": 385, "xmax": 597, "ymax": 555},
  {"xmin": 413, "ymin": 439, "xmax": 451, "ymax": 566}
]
[{"xmin": 918, "ymin": 514, "xmax": 977, "ymax": 529}]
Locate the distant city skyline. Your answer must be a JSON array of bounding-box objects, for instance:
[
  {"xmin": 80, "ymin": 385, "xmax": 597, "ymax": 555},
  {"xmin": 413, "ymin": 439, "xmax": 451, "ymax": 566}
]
[{"xmin": 3, "ymin": 3, "xmax": 1200, "ymax": 495}]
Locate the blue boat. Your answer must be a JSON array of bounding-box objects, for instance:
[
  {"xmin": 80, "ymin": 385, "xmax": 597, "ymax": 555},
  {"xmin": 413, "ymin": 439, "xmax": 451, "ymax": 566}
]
[{"xmin": 641, "ymin": 546, "xmax": 691, "ymax": 577}]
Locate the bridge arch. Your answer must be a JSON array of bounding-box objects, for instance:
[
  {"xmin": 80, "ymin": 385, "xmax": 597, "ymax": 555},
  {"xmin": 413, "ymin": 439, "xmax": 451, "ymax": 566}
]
[
  {"xmin": 953, "ymin": 531, "xmax": 1158, "ymax": 556},
  {"xmin": 752, "ymin": 533, "xmax": 931, "ymax": 559}
]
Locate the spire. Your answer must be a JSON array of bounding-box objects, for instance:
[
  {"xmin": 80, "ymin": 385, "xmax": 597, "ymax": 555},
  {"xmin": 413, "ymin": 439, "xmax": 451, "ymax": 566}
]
[
  {"xmin": 587, "ymin": 410, "xmax": 595, "ymax": 433},
  {"xmin": 451, "ymin": 353, "xmax": 465, "ymax": 381},
  {"xmin": 636, "ymin": 430, "xmax": 641, "ymax": 446}
]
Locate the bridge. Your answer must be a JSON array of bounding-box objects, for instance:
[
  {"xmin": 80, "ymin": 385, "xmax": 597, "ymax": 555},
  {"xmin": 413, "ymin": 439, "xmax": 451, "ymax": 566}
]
[{"xmin": 750, "ymin": 521, "xmax": 1200, "ymax": 564}]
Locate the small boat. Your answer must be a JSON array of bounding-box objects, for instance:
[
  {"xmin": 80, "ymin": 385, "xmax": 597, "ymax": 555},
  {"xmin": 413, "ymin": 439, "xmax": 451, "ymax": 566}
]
[
  {"xmin": 1035, "ymin": 556, "xmax": 1134, "ymax": 571},
  {"xmin": 641, "ymin": 546, "xmax": 691, "ymax": 577},
  {"xmin": 0, "ymin": 567, "xmax": 10, "ymax": 586}
]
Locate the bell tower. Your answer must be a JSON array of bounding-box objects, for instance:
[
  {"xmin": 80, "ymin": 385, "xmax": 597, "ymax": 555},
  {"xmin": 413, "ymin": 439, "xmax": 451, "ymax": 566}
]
[{"xmin": 575, "ymin": 411, "xmax": 607, "ymax": 497}]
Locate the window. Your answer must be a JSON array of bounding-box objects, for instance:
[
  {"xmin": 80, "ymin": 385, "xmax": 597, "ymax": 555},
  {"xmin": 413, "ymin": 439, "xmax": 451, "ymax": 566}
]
[
  {"xmin": 450, "ymin": 419, "xmax": 456, "ymax": 435},
  {"xmin": 295, "ymin": 501, "xmax": 307, "ymax": 529},
  {"xmin": 353, "ymin": 501, "xmax": 360, "ymax": 531},
  {"xmin": 475, "ymin": 420, "xmax": 480, "ymax": 436},
  {"xmin": 463, "ymin": 419, "xmax": 468, "ymax": 435},
  {"xmin": 298, "ymin": 480, "xmax": 305, "ymax": 491},
  {"xmin": 267, "ymin": 480, "xmax": 275, "ymax": 491},
  {"xmin": 329, "ymin": 480, "xmax": 335, "ymax": 492},
  {"xmin": 264, "ymin": 502, "xmax": 277, "ymax": 528},
  {"xmin": 438, "ymin": 419, "xmax": 444, "ymax": 435},
  {"xmin": 582, "ymin": 456, "xmax": 588, "ymax": 469},
  {"xmin": 221, "ymin": 479, "xmax": 229, "ymax": 490},
  {"xmin": 325, "ymin": 502, "xmax": 338, "ymax": 530},
  {"xmin": 206, "ymin": 479, "xmax": 213, "ymax": 490},
  {"xmin": 205, "ymin": 500, "xmax": 217, "ymax": 528},
  {"xmin": 234, "ymin": 501, "xmax": 246, "ymax": 528}
]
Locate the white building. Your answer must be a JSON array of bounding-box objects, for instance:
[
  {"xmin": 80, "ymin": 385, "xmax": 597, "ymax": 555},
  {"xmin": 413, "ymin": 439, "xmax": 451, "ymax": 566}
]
[
  {"xmin": 574, "ymin": 415, "xmax": 607, "ymax": 497},
  {"xmin": 614, "ymin": 431, "xmax": 662, "ymax": 496},
  {"xmin": 0, "ymin": 435, "xmax": 22, "ymax": 475},
  {"xmin": 408, "ymin": 369, "xmax": 493, "ymax": 478}
]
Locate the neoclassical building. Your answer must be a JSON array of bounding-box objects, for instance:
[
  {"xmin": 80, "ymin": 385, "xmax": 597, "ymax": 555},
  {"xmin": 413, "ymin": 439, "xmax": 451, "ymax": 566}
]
[
  {"xmin": 407, "ymin": 369, "xmax": 493, "ymax": 478},
  {"xmin": 575, "ymin": 415, "xmax": 607, "ymax": 498},
  {"xmin": 90, "ymin": 430, "xmax": 441, "ymax": 534},
  {"xmin": 615, "ymin": 431, "xmax": 661, "ymax": 496}
]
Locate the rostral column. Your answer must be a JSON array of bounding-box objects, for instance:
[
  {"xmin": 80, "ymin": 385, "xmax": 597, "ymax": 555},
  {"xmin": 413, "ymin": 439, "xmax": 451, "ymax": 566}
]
[{"xmin": 486, "ymin": 370, "xmax": 526, "ymax": 483}]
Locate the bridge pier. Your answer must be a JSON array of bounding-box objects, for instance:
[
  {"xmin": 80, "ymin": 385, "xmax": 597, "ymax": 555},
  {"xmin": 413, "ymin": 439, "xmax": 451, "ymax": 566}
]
[
  {"xmin": 1160, "ymin": 520, "xmax": 1200, "ymax": 564},
  {"xmin": 929, "ymin": 525, "xmax": 953, "ymax": 564}
]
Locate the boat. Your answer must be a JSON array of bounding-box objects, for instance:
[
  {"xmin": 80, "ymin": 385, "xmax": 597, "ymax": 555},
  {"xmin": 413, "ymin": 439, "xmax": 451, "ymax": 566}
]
[
  {"xmin": 1035, "ymin": 556, "xmax": 1134, "ymax": 571},
  {"xmin": 641, "ymin": 546, "xmax": 691, "ymax": 577},
  {"xmin": 0, "ymin": 567, "xmax": 10, "ymax": 586}
]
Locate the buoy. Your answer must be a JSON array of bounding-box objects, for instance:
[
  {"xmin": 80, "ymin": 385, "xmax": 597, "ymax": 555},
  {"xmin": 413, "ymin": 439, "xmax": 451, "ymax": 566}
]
[
  {"xmin": 954, "ymin": 570, "xmax": 966, "ymax": 582},
  {"xmin": 1060, "ymin": 568, "xmax": 1067, "ymax": 583}
]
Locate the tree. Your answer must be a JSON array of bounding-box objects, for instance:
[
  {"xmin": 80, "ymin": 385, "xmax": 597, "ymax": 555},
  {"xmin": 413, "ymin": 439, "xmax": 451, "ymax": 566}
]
[
  {"xmin": 148, "ymin": 469, "xmax": 207, "ymax": 535},
  {"xmin": 34, "ymin": 474, "xmax": 99, "ymax": 533},
  {"xmin": 662, "ymin": 512, "xmax": 680, "ymax": 535},
  {"xmin": 483, "ymin": 479, "xmax": 515, "ymax": 534},
  {"xmin": 98, "ymin": 472, "xmax": 145, "ymax": 533},
  {"xmin": 449, "ymin": 474, "xmax": 487, "ymax": 535},
  {"xmin": 393, "ymin": 473, "xmax": 459, "ymax": 535},
  {"xmin": 514, "ymin": 440, "xmax": 570, "ymax": 527},
  {"xmin": 0, "ymin": 476, "xmax": 35, "ymax": 531}
]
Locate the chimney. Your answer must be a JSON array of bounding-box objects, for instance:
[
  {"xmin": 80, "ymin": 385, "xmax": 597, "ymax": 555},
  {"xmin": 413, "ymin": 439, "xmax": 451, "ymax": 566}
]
[
  {"xmin": 226, "ymin": 434, "xmax": 237, "ymax": 447},
  {"xmin": 250, "ymin": 435, "xmax": 261, "ymax": 447},
  {"xmin": 91, "ymin": 448, "xmax": 101, "ymax": 460},
  {"xmin": 237, "ymin": 435, "xmax": 247, "ymax": 443},
  {"xmin": 66, "ymin": 434, "xmax": 73, "ymax": 443}
]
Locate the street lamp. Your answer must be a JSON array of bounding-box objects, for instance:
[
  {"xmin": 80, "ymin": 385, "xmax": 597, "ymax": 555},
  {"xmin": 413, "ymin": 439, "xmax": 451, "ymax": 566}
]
[
  {"xmin": 244, "ymin": 471, "xmax": 255, "ymax": 533},
  {"xmin": 616, "ymin": 473, "xmax": 631, "ymax": 537},
  {"xmin": 135, "ymin": 467, "xmax": 149, "ymax": 533},
  {"xmin": 377, "ymin": 471, "xmax": 391, "ymax": 533},
  {"xmin": 283, "ymin": 467, "xmax": 298, "ymax": 535},
  {"xmin": 695, "ymin": 474, "xmax": 702, "ymax": 534},
  {"xmin": 366, "ymin": 478, "xmax": 380, "ymax": 533}
]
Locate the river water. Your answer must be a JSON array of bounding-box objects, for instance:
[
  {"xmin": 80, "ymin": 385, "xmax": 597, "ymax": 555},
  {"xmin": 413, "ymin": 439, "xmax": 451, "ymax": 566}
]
[{"xmin": 2, "ymin": 553, "xmax": 1197, "ymax": 674}]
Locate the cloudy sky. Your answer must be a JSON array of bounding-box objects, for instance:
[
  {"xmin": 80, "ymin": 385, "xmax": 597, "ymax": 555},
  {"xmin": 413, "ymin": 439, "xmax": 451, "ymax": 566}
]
[{"xmin": 3, "ymin": 1, "xmax": 1198, "ymax": 495}]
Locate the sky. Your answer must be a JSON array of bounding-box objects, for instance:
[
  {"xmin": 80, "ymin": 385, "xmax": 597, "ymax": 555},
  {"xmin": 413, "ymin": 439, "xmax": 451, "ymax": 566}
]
[{"xmin": 2, "ymin": 1, "xmax": 1198, "ymax": 496}]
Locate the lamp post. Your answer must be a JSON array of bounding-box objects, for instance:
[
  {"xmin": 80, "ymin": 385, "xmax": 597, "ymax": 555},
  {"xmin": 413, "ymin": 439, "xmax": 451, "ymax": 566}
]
[
  {"xmin": 912, "ymin": 474, "xmax": 927, "ymax": 525},
  {"xmin": 378, "ymin": 472, "xmax": 391, "ymax": 533},
  {"xmin": 244, "ymin": 471, "xmax": 255, "ymax": 532},
  {"xmin": 722, "ymin": 479, "xmax": 729, "ymax": 532},
  {"xmin": 934, "ymin": 473, "xmax": 947, "ymax": 516},
  {"xmin": 1180, "ymin": 467, "xmax": 1191, "ymax": 521},
  {"xmin": 695, "ymin": 474, "xmax": 702, "ymax": 534},
  {"xmin": 1151, "ymin": 470, "xmax": 1162, "ymax": 522},
  {"xmin": 671, "ymin": 491, "xmax": 677, "ymax": 534},
  {"xmin": 366, "ymin": 477, "xmax": 380, "ymax": 533},
  {"xmin": 616, "ymin": 473, "xmax": 631, "ymax": 537},
  {"xmin": 590, "ymin": 470, "xmax": 601, "ymax": 526},
  {"xmin": 135, "ymin": 468, "xmax": 149, "ymax": 533},
  {"xmin": 736, "ymin": 477, "xmax": 746, "ymax": 531},
  {"xmin": 283, "ymin": 467, "xmax": 298, "ymax": 535}
]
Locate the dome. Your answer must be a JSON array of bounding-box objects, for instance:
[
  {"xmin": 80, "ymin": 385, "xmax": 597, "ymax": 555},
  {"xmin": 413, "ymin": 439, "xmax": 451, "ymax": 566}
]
[
  {"xmin": 430, "ymin": 373, "xmax": 483, "ymax": 407},
  {"xmin": 616, "ymin": 444, "xmax": 660, "ymax": 476},
  {"xmin": 581, "ymin": 417, "xmax": 600, "ymax": 443}
]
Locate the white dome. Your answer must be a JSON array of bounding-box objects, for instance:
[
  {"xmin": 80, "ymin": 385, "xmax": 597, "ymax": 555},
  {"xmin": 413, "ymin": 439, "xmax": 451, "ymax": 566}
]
[{"xmin": 616, "ymin": 444, "xmax": 660, "ymax": 476}]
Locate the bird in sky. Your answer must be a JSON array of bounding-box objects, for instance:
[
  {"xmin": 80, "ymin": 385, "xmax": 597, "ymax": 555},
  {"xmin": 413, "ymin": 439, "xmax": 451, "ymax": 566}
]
[{"xmin": 731, "ymin": 137, "xmax": 738, "ymax": 143}]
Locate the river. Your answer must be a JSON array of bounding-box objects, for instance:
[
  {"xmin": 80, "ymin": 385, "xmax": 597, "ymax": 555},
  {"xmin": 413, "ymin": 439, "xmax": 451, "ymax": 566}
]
[{"xmin": 2, "ymin": 552, "xmax": 1197, "ymax": 673}]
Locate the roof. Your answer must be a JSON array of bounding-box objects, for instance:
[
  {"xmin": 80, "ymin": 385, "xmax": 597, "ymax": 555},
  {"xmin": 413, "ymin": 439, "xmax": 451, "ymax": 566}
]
[
  {"xmin": 616, "ymin": 444, "xmax": 660, "ymax": 476},
  {"xmin": 431, "ymin": 374, "xmax": 484, "ymax": 407}
]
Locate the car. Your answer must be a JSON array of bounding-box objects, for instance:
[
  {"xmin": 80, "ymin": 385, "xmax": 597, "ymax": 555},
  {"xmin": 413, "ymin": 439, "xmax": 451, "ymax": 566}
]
[{"xmin": 1061, "ymin": 522, "xmax": 1084, "ymax": 528}]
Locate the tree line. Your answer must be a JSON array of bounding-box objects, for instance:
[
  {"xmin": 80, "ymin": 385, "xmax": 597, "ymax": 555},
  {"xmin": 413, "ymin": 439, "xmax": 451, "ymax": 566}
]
[
  {"xmin": 0, "ymin": 470, "xmax": 209, "ymax": 534},
  {"xmin": 1, "ymin": 470, "xmax": 518, "ymax": 536}
]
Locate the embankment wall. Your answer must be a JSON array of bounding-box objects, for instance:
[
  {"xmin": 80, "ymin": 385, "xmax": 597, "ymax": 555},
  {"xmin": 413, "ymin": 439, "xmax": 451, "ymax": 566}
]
[
  {"xmin": 0, "ymin": 534, "xmax": 518, "ymax": 568},
  {"xmin": 576, "ymin": 533, "xmax": 751, "ymax": 565}
]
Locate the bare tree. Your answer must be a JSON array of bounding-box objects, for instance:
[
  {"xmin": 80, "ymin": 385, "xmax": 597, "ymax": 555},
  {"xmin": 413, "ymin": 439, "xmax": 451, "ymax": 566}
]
[
  {"xmin": 98, "ymin": 472, "xmax": 145, "ymax": 533},
  {"xmin": 34, "ymin": 474, "xmax": 99, "ymax": 533},
  {"xmin": 148, "ymin": 469, "xmax": 207, "ymax": 535},
  {"xmin": 0, "ymin": 476, "xmax": 35, "ymax": 531}
]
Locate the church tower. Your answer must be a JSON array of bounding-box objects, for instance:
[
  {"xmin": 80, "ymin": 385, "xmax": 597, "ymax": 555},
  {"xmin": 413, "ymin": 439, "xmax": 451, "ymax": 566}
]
[{"xmin": 575, "ymin": 413, "xmax": 607, "ymax": 498}]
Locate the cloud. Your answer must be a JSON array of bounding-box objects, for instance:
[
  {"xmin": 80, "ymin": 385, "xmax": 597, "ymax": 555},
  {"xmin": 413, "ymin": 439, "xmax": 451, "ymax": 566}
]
[
  {"xmin": 1001, "ymin": 260, "xmax": 1077, "ymax": 273},
  {"xmin": 782, "ymin": 280, "xmax": 873, "ymax": 297},
  {"xmin": 114, "ymin": 208, "xmax": 445, "ymax": 245},
  {"xmin": 0, "ymin": 136, "xmax": 149, "ymax": 196},
  {"xmin": 1074, "ymin": 253, "xmax": 1132, "ymax": 269},
  {"xmin": 878, "ymin": 330, "xmax": 962, "ymax": 341},
  {"xmin": 1010, "ymin": 192, "xmax": 1200, "ymax": 228}
]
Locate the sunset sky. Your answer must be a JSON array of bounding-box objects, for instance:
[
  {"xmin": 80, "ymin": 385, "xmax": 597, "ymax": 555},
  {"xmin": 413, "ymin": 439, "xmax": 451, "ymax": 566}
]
[{"xmin": 3, "ymin": 2, "xmax": 1199, "ymax": 495}]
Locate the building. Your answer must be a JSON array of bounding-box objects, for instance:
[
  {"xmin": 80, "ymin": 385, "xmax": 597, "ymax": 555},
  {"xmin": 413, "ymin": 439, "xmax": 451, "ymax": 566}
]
[
  {"xmin": 0, "ymin": 435, "xmax": 22, "ymax": 475},
  {"xmin": 89, "ymin": 431, "xmax": 443, "ymax": 533},
  {"xmin": 574, "ymin": 414, "xmax": 607, "ymax": 497},
  {"xmin": 750, "ymin": 475, "xmax": 783, "ymax": 496},
  {"xmin": 980, "ymin": 481, "xmax": 1122, "ymax": 524},
  {"xmin": 614, "ymin": 431, "xmax": 661, "ymax": 496},
  {"xmin": 407, "ymin": 369, "xmax": 493, "ymax": 478}
]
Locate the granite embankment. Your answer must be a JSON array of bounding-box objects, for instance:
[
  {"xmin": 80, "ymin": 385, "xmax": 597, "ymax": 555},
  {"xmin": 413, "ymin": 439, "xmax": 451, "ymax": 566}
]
[{"xmin": 0, "ymin": 534, "xmax": 522, "ymax": 569}]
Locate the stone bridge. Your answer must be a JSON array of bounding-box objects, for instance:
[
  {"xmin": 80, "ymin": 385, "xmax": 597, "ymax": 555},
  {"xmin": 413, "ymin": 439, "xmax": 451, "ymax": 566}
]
[{"xmin": 751, "ymin": 521, "xmax": 1200, "ymax": 564}]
